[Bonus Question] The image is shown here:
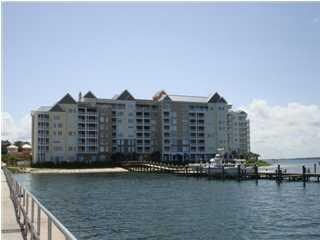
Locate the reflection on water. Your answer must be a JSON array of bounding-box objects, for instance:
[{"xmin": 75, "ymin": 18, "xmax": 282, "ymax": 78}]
[{"xmin": 15, "ymin": 158, "xmax": 320, "ymax": 240}]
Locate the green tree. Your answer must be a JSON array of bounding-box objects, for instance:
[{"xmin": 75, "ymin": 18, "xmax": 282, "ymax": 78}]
[{"xmin": 1, "ymin": 140, "xmax": 11, "ymax": 155}]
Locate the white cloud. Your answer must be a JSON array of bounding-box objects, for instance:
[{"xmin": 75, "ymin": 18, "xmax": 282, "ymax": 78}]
[
  {"xmin": 1, "ymin": 112, "xmax": 31, "ymax": 142},
  {"xmin": 243, "ymin": 100, "xmax": 320, "ymax": 159}
]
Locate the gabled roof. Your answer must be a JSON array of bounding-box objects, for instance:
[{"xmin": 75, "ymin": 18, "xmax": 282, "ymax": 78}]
[
  {"xmin": 50, "ymin": 104, "xmax": 65, "ymax": 112},
  {"xmin": 117, "ymin": 90, "xmax": 135, "ymax": 100},
  {"xmin": 208, "ymin": 92, "xmax": 221, "ymax": 103},
  {"xmin": 58, "ymin": 93, "xmax": 77, "ymax": 104},
  {"xmin": 83, "ymin": 91, "xmax": 96, "ymax": 98},
  {"xmin": 219, "ymin": 97, "xmax": 228, "ymax": 104},
  {"xmin": 159, "ymin": 95, "xmax": 172, "ymax": 102},
  {"xmin": 153, "ymin": 90, "xmax": 167, "ymax": 101}
]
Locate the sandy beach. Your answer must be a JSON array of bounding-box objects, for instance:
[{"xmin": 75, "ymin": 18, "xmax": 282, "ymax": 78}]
[{"xmin": 21, "ymin": 167, "xmax": 128, "ymax": 174}]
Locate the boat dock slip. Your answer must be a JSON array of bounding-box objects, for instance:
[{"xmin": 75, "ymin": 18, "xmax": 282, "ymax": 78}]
[
  {"xmin": 121, "ymin": 161, "xmax": 320, "ymax": 183},
  {"xmin": 2, "ymin": 167, "xmax": 78, "ymax": 240},
  {"xmin": 2, "ymin": 170, "xmax": 23, "ymax": 240}
]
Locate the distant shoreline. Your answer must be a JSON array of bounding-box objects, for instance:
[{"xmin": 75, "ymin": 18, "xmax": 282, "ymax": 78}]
[{"xmin": 263, "ymin": 157, "xmax": 320, "ymax": 161}]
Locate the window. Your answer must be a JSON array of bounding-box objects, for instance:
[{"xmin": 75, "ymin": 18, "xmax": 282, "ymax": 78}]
[{"xmin": 54, "ymin": 146, "xmax": 63, "ymax": 151}]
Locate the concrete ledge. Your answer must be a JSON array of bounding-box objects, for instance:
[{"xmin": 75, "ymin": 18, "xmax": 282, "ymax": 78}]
[{"xmin": 1, "ymin": 170, "xmax": 23, "ymax": 240}]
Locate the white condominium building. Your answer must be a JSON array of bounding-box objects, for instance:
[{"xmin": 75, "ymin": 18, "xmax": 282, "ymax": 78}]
[{"xmin": 31, "ymin": 90, "xmax": 250, "ymax": 164}]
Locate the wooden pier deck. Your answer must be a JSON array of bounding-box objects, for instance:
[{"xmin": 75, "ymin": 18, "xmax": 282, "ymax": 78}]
[{"xmin": 121, "ymin": 161, "xmax": 320, "ymax": 183}]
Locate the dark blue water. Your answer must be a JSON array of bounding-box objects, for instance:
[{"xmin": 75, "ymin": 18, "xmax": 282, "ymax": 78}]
[{"xmin": 16, "ymin": 159, "xmax": 320, "ymax": 240}]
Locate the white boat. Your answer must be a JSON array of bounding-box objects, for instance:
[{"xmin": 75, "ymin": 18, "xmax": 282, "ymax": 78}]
[
  {"xmin": 187, "ymin": 150, "xmax": 255, "ymax": 177},
  {"xmin": 204, "ymin": 154, "xmax": 251, "ymax": 176}
]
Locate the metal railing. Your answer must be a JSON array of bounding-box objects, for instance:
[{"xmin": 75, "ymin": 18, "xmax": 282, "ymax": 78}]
[{"xmin": 3, "ymin": 167, "xmax": 77, "ymax": 240}]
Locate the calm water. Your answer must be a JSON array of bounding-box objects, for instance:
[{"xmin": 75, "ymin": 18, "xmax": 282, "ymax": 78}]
[
  {"xmin": 16, "ymin": 159, "xmax": 320, "ymax": 240},
  {"xmin": 263, "ymin": 158, "xmax": 320, "ymax": 173}
]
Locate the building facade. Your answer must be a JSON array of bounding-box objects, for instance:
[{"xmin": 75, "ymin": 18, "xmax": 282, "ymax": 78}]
[{"xmin": 31, "ymin": 90, "xmax": 250, "ymax": 164}]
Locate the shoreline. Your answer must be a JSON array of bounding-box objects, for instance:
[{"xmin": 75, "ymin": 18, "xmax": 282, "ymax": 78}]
[{"xmin": 10, "ymin": 167, "xmax": 128, "ymax": 174}]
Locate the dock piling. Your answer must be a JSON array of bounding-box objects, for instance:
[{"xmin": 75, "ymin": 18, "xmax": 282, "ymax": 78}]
[
  {"xmin": 302, "ymin": 165, "xmax": 306, "ymax": 182},
  {"xmin": 222, "ymin": 166, "xmax": 225, "ymax": 180},
  {"xmin": 254, "ymin": 164, "xmax": 258, "ymax": 179}
]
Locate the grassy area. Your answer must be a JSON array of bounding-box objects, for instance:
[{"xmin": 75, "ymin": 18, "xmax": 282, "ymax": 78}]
[{"xmin": 245, "ymin": 159, "xmax": 271, "ymax": 167}]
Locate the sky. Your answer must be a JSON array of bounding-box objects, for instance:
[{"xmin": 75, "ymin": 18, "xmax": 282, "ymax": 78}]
[{"xmin": 2, "ymin": 3, "xmax": 320, "ymax": 158}]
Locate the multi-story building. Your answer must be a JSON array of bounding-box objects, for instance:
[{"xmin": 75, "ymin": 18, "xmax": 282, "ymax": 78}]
[
  {"xmin": 227, "ymin": 110, "xmax": 251, "ymax": 155},
  {"xmin": 31, "ymin": 90, "xmax": 250, "ymax": 164}
]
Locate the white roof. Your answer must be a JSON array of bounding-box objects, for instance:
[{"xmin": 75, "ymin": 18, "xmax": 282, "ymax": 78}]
[
  {"xmin": 22, "ymin": 144, "xmax": 32, "ymax": 149},
  {"xmin": 37, "ymin": 106, "xmax": 51, "ymax": 112},
  {"xmin": 168, "ymin": 95, "xmax": 208, "ymax": 103},
  {"xmin": 7, "ymin": 145, "xmax": 18, "ymax": 149}
]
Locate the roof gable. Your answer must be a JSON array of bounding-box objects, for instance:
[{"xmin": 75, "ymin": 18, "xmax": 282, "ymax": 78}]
[
  {"xmin": 153, "ymin": 90, "xmax": 167, "ymax": 101},
  {"xmin": 208, "ymin": 92, "xmax": 221, "ymax": 103},
  {"xmin": 58, "ymin": 93, "xmax": 77, "ymax": 104},
  {"xmin": 219, "ymin": 97, "xmax": 228, "ymax": 104},
  {"xmin": 159, "ymin": 95, "xmax": 172, "ymax": 102},
  {"xmin": 117, "ymin": 90, "xmax": 135, "ymax": 100},
  {"xmin": 84, "ymin": 91, "xmax": 96, "ymax": 98},
  {"xmin": 50, "ymin": 104, "xmax": 65, "ymax": 112}
]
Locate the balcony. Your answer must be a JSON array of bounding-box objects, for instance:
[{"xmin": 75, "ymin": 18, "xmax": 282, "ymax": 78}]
[{"xmin": 87, "ymin": 134, "xmax": 97, "ymax": 138}]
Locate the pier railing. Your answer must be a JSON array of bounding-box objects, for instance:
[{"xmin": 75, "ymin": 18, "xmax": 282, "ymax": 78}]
[{"xmin": 3, "ymin": 167, "xmax": 77, "ymax": 240}]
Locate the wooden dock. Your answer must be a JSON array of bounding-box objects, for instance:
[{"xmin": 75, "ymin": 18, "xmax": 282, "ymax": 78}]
[{"xmin": 121, "ymin": 161, "xmax": 320, "ymax": 183}]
